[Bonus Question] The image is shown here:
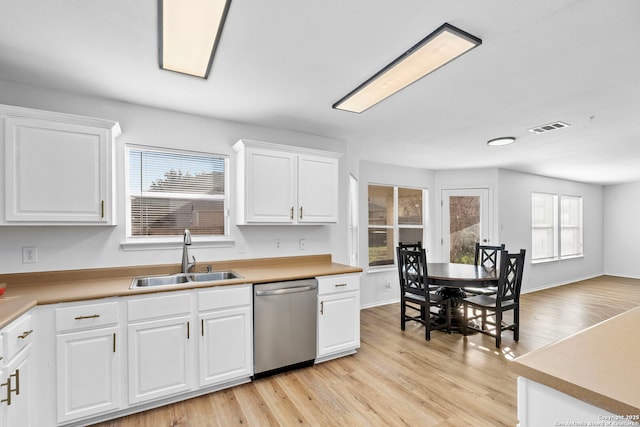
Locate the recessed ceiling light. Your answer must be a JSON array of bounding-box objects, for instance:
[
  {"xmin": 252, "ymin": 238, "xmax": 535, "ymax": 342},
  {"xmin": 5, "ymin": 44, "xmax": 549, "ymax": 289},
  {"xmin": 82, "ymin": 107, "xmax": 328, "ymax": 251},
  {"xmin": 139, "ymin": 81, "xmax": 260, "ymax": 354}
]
[
  {"xmin": 333, "ymin": 23, "xmax": 482, "ymax": 113},
  {"xmin": 159, "ymin": 0, "xmax": 232, "ymax": 79},
  {"xmin": 487, "ymin": 137, "xmax": 516, "ymax": 147}
]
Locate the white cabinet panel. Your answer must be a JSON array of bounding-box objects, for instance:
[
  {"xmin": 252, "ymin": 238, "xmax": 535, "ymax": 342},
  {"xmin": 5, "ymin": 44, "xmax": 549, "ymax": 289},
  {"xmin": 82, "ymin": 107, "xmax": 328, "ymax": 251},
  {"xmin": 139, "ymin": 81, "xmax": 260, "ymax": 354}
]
[
  {"xmin": 245, "ymin": 148, "xmax": 296, "ymax": 223},
  {"xmin": 56, "ymin": 327, "xmax": 120, "ymax": 423},
  {"xmin": 1, "ymin": 104, "xmax": 120, "ymax": 225},
  {"xmin": 234, "ymin": 139, "xmax": 341, "ymax": 225},
  {"xmin": 298, "ymin": 154, "xmax": 339, "ymax": 223},
  {"xmin": 316, "ymin": 274, "xmax": 361, "ymax": 362},
  {"xmin": 1, "ymin": 312, "xmax": 34, "ymax": 427},
  {"xmin": 128, "ymin": 316, "xmax": 194, "ymax": 404},
  {"xmin": 199, "ymin": 306, "xmax": 252, "ymax": 387}
]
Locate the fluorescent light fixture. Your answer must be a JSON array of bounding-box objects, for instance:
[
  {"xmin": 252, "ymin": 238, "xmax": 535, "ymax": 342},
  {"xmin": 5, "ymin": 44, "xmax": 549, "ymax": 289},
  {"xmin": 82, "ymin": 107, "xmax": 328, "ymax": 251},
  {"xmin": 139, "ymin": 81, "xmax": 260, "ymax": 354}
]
[
  {"xmin": 487, "ymin": 137, "xmax": 516, "ymax": 147},
  {"xmin": 333, "ymin": 23, "xmax": 482, "ymax": 113},
  {"xmin": 159, "ymin": 0, "xmax": 232, "ymax": 79}
]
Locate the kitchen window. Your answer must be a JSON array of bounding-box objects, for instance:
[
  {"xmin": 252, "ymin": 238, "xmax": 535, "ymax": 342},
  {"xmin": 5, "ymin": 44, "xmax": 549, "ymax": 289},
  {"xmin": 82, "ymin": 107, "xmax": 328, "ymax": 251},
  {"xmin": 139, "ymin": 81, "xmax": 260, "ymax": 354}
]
[
  {"xmin": 126, "ymin": 145, "xmax": 228, "ymax": 241},
  {"xmin": 531, "ymin": 192, "xmax": 583, "ymax": 261},
  {"xmin": 368, "ymin": 184, "xmax": 426, "ymax": 268}
]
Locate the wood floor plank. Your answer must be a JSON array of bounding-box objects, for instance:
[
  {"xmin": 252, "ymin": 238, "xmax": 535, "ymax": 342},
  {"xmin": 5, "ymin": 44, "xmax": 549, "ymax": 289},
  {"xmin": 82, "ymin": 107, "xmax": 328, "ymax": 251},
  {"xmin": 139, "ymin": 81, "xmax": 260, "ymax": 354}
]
[{"xmin": 92, "ymin": 275, "xmax": 640, "ymax": 426}]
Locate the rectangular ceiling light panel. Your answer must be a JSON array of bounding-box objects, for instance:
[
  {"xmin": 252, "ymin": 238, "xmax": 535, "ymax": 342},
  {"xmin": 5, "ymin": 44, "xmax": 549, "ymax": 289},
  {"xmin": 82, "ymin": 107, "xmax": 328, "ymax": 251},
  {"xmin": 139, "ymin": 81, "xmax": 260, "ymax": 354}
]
[
  {"xmin": 160, "ymin": 0, "xmax": 231, "ymax": 78},
  {"xmin": 333, "ymin": 23, "xmax": 481, "ymax": 113}
]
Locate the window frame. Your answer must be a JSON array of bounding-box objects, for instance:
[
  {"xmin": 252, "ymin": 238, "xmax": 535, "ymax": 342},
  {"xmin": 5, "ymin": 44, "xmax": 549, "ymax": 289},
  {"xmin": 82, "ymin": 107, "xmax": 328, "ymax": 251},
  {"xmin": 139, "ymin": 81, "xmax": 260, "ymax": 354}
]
[
  {"xmin": 121, "ymin": 144, "xmax": 233, "ymax": 250},
  {"xmin": 367, "ymin": 183, "xmax": 428, "ymax": 271},
  {"xmin": 531, "ymin": 192, "xmax": 583, "ymax": 262}
]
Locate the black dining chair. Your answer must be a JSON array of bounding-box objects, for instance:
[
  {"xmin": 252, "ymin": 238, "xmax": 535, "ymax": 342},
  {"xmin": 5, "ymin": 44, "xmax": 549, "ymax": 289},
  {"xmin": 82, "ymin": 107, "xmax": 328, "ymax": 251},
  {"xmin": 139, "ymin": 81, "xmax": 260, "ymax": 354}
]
[
  {"xmin": 396, "ymin": 247, "xmax": 451, "ymax": 340},
  {"xmin": 463, "ymin": 243, "xmax": 505, "ymax": 296},
  {"xmin": 462, "ymin": 249, "xmax": 526, "ymax": 348},
  {"xmin": 398, "ymin": 241, "xmax": 422, "ymax": 251}
]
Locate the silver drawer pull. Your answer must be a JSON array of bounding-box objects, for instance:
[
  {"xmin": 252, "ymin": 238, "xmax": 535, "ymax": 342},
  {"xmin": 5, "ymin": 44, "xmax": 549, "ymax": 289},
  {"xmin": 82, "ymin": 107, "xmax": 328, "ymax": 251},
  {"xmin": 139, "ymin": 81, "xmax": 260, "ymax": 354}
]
[
  {"xmin": 335, "ymin": 283, "xmax": 348, "ymax": 287},
  {"xmin": 75, "ymin": 314, "xmax": 100, "ymax": 320},
  {"xmin": 17, "ymin": 330, "xmax": 33, "ymax": 340}
]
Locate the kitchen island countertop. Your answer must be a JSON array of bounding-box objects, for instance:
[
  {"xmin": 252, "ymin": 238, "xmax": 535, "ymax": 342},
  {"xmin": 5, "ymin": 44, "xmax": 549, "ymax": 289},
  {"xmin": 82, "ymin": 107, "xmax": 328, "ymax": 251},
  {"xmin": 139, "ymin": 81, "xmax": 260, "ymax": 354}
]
[{"xmin": 512, "ymin": 305, "xmax": 640, "ymax": 417}]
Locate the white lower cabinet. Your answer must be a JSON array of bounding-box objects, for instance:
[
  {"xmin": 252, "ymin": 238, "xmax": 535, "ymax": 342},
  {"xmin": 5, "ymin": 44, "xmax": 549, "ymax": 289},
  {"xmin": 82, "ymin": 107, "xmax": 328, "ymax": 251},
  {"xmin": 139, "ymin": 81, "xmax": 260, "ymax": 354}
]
[
  {"xmin": 1, "ymin": 313, "xmax": 35, "ymax": 427},
  {"xmin": 198, "ymin": 284, "xmax": 253, "ymax": 387},
  {"xmin": 20, "ymin": 277, "xmax": 360, "ymax": 425},
  {"xmin": 127, "ymin": 292, "xmax": 194, "ymax": 405},
  {"xmin": 316, "ymin": 274, "xmax": 361, "ymax": 362},
  {"xmin": 55, "ymin": 301, "xmax": 121, "ymax": 423}
]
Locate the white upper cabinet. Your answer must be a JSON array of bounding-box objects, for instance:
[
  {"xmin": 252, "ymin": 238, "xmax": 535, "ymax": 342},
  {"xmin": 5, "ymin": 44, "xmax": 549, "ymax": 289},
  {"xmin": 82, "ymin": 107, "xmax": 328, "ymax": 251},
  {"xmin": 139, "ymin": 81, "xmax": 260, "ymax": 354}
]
[
  {"xmin": 0, "ymin": 104, "xmax": 121, "ymax": 225},
  {"xmin": 233, "ymin": 139, "xmax": 340, "ymax": 225}
]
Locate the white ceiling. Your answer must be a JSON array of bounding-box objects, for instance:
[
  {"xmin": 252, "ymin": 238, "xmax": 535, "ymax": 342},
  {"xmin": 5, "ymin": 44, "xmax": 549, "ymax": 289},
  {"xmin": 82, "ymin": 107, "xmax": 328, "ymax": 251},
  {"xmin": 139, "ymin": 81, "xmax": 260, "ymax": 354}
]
[{"xmin": 1, "ymin": 0, "xmax": 639, "ymax": 185}]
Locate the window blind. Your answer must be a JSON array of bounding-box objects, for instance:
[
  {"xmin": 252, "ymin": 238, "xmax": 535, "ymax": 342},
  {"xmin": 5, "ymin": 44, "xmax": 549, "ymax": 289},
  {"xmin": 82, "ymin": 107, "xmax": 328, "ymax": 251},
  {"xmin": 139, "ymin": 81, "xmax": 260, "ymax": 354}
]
[{"xmin": 128, "ymin": 147, "xmax": 226, "ymax": 237}]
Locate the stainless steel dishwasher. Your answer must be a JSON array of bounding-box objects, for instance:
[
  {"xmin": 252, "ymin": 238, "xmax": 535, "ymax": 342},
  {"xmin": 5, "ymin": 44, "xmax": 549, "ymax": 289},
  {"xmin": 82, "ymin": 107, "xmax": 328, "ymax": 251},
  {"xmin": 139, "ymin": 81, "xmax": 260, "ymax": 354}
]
[{"xmin": 253, "ymin": 279, "xmax": 318, "ymax": 377}]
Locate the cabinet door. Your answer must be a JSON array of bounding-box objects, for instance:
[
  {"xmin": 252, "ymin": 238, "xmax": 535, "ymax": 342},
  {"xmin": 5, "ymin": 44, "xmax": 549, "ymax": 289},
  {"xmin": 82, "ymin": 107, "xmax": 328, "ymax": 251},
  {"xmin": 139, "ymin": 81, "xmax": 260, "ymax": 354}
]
[
  {"xmin": 4, "ymin": 116, "xmax": 113, "ymax": 223},
  {"xmin": 298, "ymin": 154, "xmax": 339, "ymax": 223},
  {"xmin": 3, "ymin": 344, "xmax": 32, "ymax": 427},
  {"xmin": 199, "ymin": 306, "xmax": 252, "ymax": 387},
  {"xmin": 128, "ymin": 316, "xmax": 193, "ymax": 404},
  {"xmin": 56, "ymin": 327, "xmax": 120, "ymax": 423},
  {"xmin": 245, "ymin": 149, "xmax": 296, "ymax": 223},
  {"xmin": 317, "ymin": 291, "xmax": 360, "ymax": 358}
]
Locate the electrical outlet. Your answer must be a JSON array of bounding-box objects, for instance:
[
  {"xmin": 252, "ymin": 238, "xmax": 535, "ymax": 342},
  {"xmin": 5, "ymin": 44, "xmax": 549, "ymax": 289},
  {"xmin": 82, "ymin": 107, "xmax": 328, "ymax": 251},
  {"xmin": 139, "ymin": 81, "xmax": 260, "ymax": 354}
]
[
  {"xmin": 22, "ymin": 246, "xmax": 38, "ymax": 264},
  {"xmin": 236, "ymin": 239, "xmax": 246, "ymax": 254},
  {"xmin": 299, "ymin": 238, "xmax": 306, "ymax": 250},
  {"xmin": 385, "ymin": 282, "xmax": 391, "ymax": 292},
  {"xmin": 275, "ymin": 239, "xmax": 282, "ymax": 250}
]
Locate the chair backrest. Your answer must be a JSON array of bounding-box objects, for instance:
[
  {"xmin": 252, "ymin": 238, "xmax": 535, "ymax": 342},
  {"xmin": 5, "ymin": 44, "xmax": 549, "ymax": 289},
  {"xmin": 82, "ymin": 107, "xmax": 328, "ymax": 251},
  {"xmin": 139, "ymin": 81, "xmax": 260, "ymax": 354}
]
[
  {"xmin": 496, "ymin": 249, "xmax": 526, "ymax": 304},
  {"xmin": 474, "ymin": 243, "xmax": 506, "ymax": 270},
  {"xmin": 398, "ymin": 241, "xmax": 422, "ymax": 251},
  {"xmin": 396, "ymin": 247, "xmax": 429, "ymax": 298}
]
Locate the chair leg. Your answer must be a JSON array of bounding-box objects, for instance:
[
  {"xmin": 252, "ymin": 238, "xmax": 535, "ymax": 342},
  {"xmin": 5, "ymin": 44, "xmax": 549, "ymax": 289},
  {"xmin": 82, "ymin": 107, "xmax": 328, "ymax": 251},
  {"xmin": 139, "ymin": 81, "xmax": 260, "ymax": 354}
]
[
  {"xmin": 514, "ymin": 305, "xmax": 520, "ymax": 342},
  {"xmin": 400, "ymin": 301, "xmax": 406, "ymax": 331},
  {"xmin": 424, "ymin": 304, "xmax": 431, "ymax": 341},
  {"xmin": 495, "ymin": 310, "xmax": 502, "ymax": 348},
  {"xmin": 446, "ymin": 301, "xmax": 451, "ymax": 334}
]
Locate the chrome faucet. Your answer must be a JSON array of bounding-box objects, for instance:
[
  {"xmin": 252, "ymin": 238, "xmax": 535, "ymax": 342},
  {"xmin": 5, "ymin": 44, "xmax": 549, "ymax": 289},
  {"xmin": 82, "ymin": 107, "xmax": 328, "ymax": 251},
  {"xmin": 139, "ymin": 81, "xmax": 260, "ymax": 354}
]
[{"xmin": 181, "ymin": 229, "xmax": 195, "ymax": 273}]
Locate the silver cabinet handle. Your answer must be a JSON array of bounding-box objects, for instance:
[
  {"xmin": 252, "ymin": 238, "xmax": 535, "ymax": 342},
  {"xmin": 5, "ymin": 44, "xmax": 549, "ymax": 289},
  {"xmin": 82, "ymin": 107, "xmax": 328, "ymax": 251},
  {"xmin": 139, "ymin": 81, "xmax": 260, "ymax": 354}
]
[{"xmin": 335, "ymin": 283, "xmax": 348, "ymax": 287}]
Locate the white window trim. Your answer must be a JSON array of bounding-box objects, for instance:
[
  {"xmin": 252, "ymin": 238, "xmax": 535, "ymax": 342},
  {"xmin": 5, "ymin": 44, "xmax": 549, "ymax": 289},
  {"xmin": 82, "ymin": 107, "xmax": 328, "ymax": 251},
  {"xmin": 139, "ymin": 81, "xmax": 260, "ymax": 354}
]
[
  {"xmin": 367, "ymin": 184, "xmax": 428, "ymax": 272},
  {"xmin": 531, "ymin": 192, "xmax": 584, "ymax": 263},
  {"xmin": 121, "ymin": 144, "xmax": 231, "ymax": 250}
]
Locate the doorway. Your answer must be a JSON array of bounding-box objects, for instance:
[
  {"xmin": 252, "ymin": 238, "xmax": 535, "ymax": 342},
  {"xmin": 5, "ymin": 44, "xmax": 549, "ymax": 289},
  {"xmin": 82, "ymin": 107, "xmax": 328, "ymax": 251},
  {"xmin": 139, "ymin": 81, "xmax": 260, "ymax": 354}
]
[{"xmin": 441, "ymin": 188, "xmax": 490, "ymax": 263}]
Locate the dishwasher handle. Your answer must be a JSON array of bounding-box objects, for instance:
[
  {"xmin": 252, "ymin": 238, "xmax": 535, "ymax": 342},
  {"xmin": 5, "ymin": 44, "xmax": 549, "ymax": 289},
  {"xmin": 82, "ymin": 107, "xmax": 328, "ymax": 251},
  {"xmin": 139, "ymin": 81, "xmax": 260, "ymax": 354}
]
[{"xmin": 255, "ymin": 285, "xmax": 316, "ymax": 296}]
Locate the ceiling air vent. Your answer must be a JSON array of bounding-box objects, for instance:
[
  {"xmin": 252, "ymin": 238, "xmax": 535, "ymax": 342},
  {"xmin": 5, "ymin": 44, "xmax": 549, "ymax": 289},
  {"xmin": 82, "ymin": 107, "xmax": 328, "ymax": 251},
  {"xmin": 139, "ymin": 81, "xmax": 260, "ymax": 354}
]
[{"xmin": 527, "ymin": 121, "xmax": 571, "ymax": 134}]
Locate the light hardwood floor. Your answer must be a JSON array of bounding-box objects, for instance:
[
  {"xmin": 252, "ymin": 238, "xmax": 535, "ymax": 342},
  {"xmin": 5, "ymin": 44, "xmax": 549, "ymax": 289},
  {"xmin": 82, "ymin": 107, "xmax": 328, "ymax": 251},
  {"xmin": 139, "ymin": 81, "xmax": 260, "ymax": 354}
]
[{"xmin": 93, "ymin": 275, "xmax": 640, "ymax": 427}]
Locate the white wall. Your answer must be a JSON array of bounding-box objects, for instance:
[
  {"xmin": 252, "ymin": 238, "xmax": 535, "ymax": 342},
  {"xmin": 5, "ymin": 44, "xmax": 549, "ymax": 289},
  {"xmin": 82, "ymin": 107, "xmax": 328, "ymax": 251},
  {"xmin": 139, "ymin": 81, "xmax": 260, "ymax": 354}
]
[
  {"xmin": 603, "ymin": 181, "xmax": 640, "ymax": 278},
  {"xmin": 357, "ymin": 165, "xmax": 606, "ymax": 307},
  {"xmin": 498, "ymin": 169, "xmax": 604, "ymax": 292},
  {"xmin": 0, "ymin": 80, "xmax": 351, "ymax": 273}
]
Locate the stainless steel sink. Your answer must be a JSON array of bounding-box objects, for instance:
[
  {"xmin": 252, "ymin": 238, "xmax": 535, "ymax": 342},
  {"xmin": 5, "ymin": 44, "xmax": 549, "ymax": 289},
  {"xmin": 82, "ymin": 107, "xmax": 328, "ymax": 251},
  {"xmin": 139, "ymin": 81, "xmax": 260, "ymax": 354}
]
[{"xmin": 130, "ymin": 271, "xmax": 243, "ymax": 288}]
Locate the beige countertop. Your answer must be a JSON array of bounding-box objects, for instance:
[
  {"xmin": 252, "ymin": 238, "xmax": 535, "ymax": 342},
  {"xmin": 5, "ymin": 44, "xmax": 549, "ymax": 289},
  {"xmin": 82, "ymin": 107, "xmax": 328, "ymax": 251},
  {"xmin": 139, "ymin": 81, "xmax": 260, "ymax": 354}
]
[
  {"xmin": 0, "ymin": 254, "xmax": 362, "ymax": 329},
  {"xmin": 512, "ymin": 305, "xmax": 640, "ymax": 416}
]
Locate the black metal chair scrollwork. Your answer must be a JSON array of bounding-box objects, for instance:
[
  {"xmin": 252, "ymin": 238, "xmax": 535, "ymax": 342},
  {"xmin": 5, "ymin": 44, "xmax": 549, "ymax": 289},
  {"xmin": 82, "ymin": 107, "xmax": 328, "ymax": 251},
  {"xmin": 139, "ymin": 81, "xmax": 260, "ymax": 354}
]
[
  {"xmin": 396, "ymin": 247, "xmax": 451, "ymax": 340},
  {"xmin": 463, "ymin": 243, "xmax": 505, "ymax": 296},
  {"xmin": 462, "ymin": 249, "xmax": 526, "ymax": 348}
]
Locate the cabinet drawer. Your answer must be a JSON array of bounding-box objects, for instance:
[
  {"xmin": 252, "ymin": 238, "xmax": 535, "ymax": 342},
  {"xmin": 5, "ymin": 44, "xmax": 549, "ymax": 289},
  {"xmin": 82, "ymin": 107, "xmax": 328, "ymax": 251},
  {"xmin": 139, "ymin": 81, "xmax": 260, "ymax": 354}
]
[
  {"xmin": 317, "ymin": 274, "xmax": 360, "ymax": 295},
  {"xmin": 128, "ymin": 292, "xmax": 191, "ymax": 322},
  {"xmin": 198, "ymin": 284, "xmax": 251, "ymax": 312},
  {"xmin": 3, "ymin": 313, "xmax": 34, "ymax": 360},
  {"xmin": 56, "ymin": 301, "xmax": 119, "ymax": 332}
]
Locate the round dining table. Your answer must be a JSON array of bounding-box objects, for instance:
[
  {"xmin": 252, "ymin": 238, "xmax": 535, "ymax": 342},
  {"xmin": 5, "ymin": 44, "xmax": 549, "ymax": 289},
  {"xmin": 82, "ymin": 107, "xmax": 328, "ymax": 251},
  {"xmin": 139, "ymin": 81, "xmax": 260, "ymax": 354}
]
[{"xmin": 427, "ymin": 263, "xmax": 499, "ymax": 331}]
